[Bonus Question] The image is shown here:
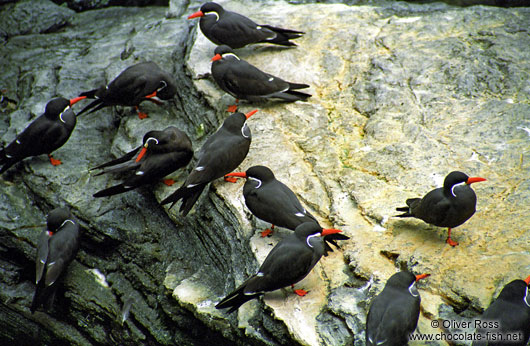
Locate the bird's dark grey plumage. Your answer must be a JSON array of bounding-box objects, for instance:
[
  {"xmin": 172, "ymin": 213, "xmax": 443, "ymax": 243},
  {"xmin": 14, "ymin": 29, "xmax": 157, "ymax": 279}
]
[
  {"xmin": 211, "ymin": 45, "xmax": 311, "ymax": 104},
  {"xmin": 225, "ymin": 165, "xmax": 349, "ymax": 252},
  {"xmin": 473, "ymin": 276, "xmax": 530, "ymax": 346},
  {"xmin": 366, "ymin": 271, "xmax": 429, "ymax": 346},
  {"xmin": 215, "ymin": 222, "xmax": 342, "ymax": 313},
  {"xmin": 396, "ymin": 171, "xmax": 486, "ymax": 246},
  {"xmin": 188, "ymin": 2, "xmax": 304, "ymax": 49},
  {"xmin": 31, "ymin": 208, "xmax": 80, "ymax": 313},
  {"xmin": 0, "ymin": 96, "xmax": 85, "ymax": 174},
  {"xmin": 77, "ymin": 61, "xmax": 177, "ymax": 118},
  {"xmin": 160, "ymin": 110, "xmax": 257, "ymax": 215},
  {"xmin": 91, "ymin": 127, "xmax": 193, "ymax": 197}
]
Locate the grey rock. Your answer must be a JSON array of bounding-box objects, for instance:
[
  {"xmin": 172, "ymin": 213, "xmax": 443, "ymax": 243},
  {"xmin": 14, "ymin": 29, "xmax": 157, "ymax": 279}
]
[{"xmin": 0, "ymin": 0, "xmax": 75, "ymax": 39}]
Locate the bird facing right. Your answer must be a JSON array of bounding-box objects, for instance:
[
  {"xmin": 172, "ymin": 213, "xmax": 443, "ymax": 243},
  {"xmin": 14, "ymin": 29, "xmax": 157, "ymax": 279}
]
[
  {"xmin": 160, "ymin": 110, "xmax": 258, "ymax": 215},
  {"xmin": 366, "ymin": 271, "xmax": 430, "ymax": 346},
  {"xmin": 215, "ymin": 222, "xmax": 343, "ymax": 313},
  {"xmin": 395, "ymin": 171, "xmax": 486, "ymax": 246},
  {"xmin": 0, "ymin": 96, "xmax": 86, "ymax": 174}
]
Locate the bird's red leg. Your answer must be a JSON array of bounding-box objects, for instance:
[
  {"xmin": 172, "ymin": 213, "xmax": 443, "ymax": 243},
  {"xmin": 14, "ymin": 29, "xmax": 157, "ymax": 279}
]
[
  {"xmin": 48, "ymin": 154, "xmax": 62, "ymax": 166},
  {"xmin": 292, "ymin": 284, "xmax": 308, "ymax": 297},
  {"xmin": 261, "ymin": 224, "xmax": 274, "ymax": 238},
  {"xmin": 446, "ymin": 228, "xmax": 459, "ymax": 247},
  {"xmin": 135, "ymin": 106, "xmax": 148, "ymax": 119},
  {"xmin": 227, "ymin": 99, "xmax": 239, "ymax": 113},
  {"xmin": 163, "ymin": 179, "xmax": 175, "ymax": 186}
]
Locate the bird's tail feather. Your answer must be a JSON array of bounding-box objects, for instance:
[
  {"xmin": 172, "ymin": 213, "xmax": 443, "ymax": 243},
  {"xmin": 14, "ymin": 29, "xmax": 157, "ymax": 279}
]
[
  {"xmin": 93, "ymin": 184, "xmax": 133, "ymax": 198},
  {"xmin": 90, "ymin": 147, "xmax": 141, "ymax": 172},
  {"xmin": 160, "ymin": 184, "xmax": 205, "ymax": 216},
  {"xmin": 260, "ymin": 25, "xmax": 304, "ymax": 46},
  {"xmin": 31, "ymin": 282, "xmax": 56, "ymax": 314},
  {"xmin": 215, "ymin": 280, "xmax": 260, "ymax": 314},
  {"xmin": 395, "ymin": 198, "xmax": 421, "ymax": 217}
]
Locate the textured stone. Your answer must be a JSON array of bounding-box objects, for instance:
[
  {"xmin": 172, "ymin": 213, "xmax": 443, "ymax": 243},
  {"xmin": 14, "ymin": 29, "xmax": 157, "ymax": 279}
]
[
  {"xmin": 186, "ymin": 0, "xmax": 530, "ymax": 345},
  {"xmin": 1, "ymin": 0, "xmax": 529, "ymax": 345}
]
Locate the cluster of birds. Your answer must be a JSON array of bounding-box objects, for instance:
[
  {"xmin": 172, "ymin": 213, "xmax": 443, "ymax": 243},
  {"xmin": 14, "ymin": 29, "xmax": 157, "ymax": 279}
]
[{"xmin": 3, "ymin": 2, "xmax": 529, "ymax": 344}]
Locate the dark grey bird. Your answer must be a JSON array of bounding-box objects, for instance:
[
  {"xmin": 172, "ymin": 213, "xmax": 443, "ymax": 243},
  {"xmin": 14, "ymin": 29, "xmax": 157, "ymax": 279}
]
[
  {"xmin": 160, "ymin": 110, "xmax": 257, "ymax": 215},
  {"xmin": 396, "ymin": 171, "xmax": 486, "ymax": 246},
  {"xmin": 77, "ymin": 61, "xmax": 177, "ymax": 119},
  {"xmin": 31, "ymin": 208, "xmax": 80, "ymax": 313},
  {"xmin": 215, "ymin": 222, "xmax": 343, "ymax": 313},
  {"xmin": 224, "ymin": 165, "xmax": 349, "ymax": 254},
  {"xmin": 366, "ymin": 271, "xmax": 430, "ymax": 346},
  {"xmin": 188, "ymin": 2, "xmax": 304, "ymax": 49},
  {"xmin": 473, "ymin": 275, "xmax": 530, "ymax": 346},
  {"xmin": 0, "ymin": 96, "xmax": 86, "ymax": 174},
  {"xmin": 211, "ymin": 45, "xmax": 310, "ymax": 111},
  {"xmin": 91, "ymin": 127, "xmax": 193, "ymax": 197}
]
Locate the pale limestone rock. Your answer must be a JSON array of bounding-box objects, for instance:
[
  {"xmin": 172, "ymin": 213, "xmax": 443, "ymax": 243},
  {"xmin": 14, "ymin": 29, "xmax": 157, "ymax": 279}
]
[{"xmin": 185, "ymin": 1, "xmax": 530, "ymax": 345}]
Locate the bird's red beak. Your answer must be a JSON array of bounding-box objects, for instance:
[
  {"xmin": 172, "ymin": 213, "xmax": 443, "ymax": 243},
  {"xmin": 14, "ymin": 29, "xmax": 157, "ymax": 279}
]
[
  {"xmin": 524, "ymin": 275, "xmax": 530, "ymax": 286},
  {"xmin": 321, "ymin": 228, "xmax": 342, "ymax": 236},
  {"xmin": 211, "ymin": 54, "xmax": 222, "ymax": 62},
  {"xmin": 135, "ymin": 147, "xmax": 148, "ymax": 163},
  {"xmin": 245, "ymin": 109, "xmax": 258, "ymax": 119},
  {"xmin": 415, "ymin": 273, "xmax": 430, "ymax": 281},
  {"xmin": 466, "ymin": 177, "xmax": 486, "ymax": 184},
  {"xmin": 224, "ymin": 172, "xmax": 247, "ymax": 179},
  {"xmin": 69, "ymin": 96, "xmax": 86, "ymax": 106},
  {"xmin": 145, "ymin": 91, "xmax": 157, "ymax": 99},
  {"xmin": 188, "ymin": 10, "xmax": 204, "ymax": 19}
]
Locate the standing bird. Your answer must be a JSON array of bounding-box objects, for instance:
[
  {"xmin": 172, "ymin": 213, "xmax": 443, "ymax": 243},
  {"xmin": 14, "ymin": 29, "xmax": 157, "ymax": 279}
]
[
  {"xmin": 91, "ymin": 127, "xmax": 193, "ymax": 197},
  {"xmin": 366, "ymin": 271, "xmax": 430, "ymax": 346},
  {"xmin": 0, "ymin": 96, "xmax": 86, "ymax": 174},
  {"xmin": 77, "ymin": 61, "xmax": 177, "ymax": 119},
  {"xmin": 160, "ymin": 110, "xmax": 258, "ymax": 215},
  {"xmin": 211, "ymin": 45, "xmax": 311, "ymax": 112},
  {"xmin": 188, "ymin": 2, "xmax": 304, "ymax": 49},
  {"xmin": 473, "ymin": 276, "xmax": 530, "ymax": 346},
  {"xmin": 224, "ymin": 165, "xmax": 349, "ymax": 253},
  {"xmin": 31, "ymin": 208, "xmax": 81, "ymax": 313},
  {"xmin": 395, "ymin": 171, "xmax": 486, "ymax": 246},
  {"xmin": 215, "ymin": 222, "xmax": 343, "ymax": 313}
]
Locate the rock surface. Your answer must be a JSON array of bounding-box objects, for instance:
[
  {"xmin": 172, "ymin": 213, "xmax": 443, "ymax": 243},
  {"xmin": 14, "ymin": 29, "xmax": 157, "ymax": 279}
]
[{"xmin": 1, "ymin": 0, "xmax": 529, "ymax": 345}]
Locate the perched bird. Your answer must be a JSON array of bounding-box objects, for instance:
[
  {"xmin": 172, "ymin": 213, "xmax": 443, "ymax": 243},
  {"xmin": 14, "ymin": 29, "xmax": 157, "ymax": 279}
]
[
  {"xmin": 395, "ymin": 171, "xmax": 486, "ymax": 246},
  {"xmin": 366, "ymin": 271, "xmax": 430, "ymax": 346},
  {"xmin": 0, "ymin": 96, "xmax": 86, "ymax": 174},
  {"xmin": 160, "ymin": 109, "xmax": 258, "ymax": 215},
  {"xmin": 188, "ymin": 2, "xmax": 304, "ymax": 49},
  {"xmin": 211, "ymin": 45, "xmax": 311, "ymax": 112},
  {"xmin": 77, "ymin": 61, "xmax": 177, "ymax": 119},
  {"xmin": 215, "ymin": 222, "xmax": 343, "ymax": 313},
  {"xmin": 473, "ymin": 276, "xmax": 530, "ymax": 346},
  {"xmin": 91, "ymin": 127, "xmax": 193, "ymax": 197},
  {"xmin": 224, "ymin": 165, "xmax": 349, "ymax": 252},
  {"xmin": 31, "ymin": 208, "xmax": 81, "ymax": 313}
]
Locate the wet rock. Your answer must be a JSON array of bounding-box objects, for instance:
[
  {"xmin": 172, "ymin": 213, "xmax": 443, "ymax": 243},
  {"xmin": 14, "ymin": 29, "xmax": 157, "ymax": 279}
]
[{"xmin": 0, "ymin": 0, "xmax": 74, "ymax": 39}]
